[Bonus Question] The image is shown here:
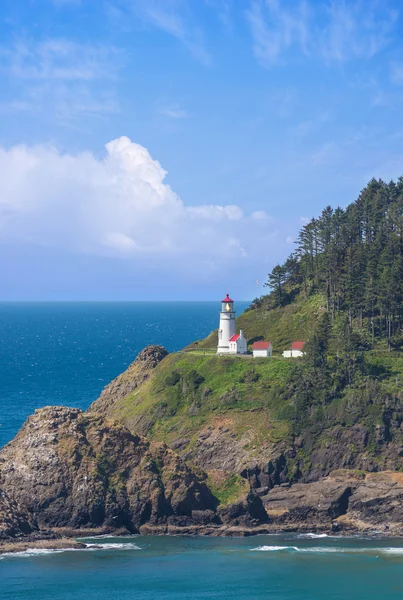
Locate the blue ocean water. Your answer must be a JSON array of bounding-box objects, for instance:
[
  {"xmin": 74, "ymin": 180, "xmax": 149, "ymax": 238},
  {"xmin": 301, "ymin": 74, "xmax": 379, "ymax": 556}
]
[
  {"xmin": 0, "ymin": 301, "xmax": 248, "ymax": 449},
  {"xmin": 3, "ymin": 534, "xmax": 403, "ymax": 599}
]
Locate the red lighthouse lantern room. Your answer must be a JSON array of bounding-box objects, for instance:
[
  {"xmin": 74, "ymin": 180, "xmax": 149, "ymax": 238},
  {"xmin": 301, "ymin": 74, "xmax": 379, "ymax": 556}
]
[{"xmin": 221, "ymin": 294, "xmax": 234, "ymax": 313}]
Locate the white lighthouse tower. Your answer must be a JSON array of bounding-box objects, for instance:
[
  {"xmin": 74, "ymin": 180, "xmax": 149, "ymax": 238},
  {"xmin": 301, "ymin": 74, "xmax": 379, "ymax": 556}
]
[{"xmin": 217, "ymin": 293, "xmax": 237, "ymax": 354}]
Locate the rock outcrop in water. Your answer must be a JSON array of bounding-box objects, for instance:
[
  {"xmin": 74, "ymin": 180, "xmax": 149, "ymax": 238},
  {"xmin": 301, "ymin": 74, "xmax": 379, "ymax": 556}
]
[
  {"xmin": 0, "ymin": 406, "xmax": 216, "ymax": 533},
  {"xmin": 0, "ymin": 405, "xmax": 267, "ymax": 542},
  {"xmin": 259, "ymin": 470, "xmax": 403, "ymax": 533},
  {"xmin": 4, "ymin": 343, "xmax": 403, "ymax": 543}
]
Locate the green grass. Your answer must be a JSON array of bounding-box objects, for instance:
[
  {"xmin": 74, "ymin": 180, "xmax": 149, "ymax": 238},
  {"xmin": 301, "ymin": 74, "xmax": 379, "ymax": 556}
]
[
  {"xmin": 102, "ymin": 290, "xmax": 403, "ymax": 485},
  {"xmin": 193, "ymin": 292, "xmax": 327, "ymax": 352},
  {"xmin": 207, "ymin": 473, "xmax": 249, "ymax": 506},
  {"xmin": 109, "ymin": 351, "xmax": 295, "ymax": 453}
]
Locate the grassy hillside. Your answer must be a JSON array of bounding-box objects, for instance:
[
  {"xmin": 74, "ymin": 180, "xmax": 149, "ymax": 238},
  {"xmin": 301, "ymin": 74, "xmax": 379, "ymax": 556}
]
[
  {"xmin": 192, "ymin": 292, "xmax": 327, "ymax": 352},
  {"xmin": 93, "ymin": 285, "xmax": 403, "ymax": 503},
  {"xmin": 92, "ymin": 177, "xmax": 403, "ymax": 502},
  {"xmin": 99, "ymin": 348, "xmax": 300, "ymax": 504},
  {"xmin": 109, "ymin": 351, "xmax": 294, "ymax": 452}
]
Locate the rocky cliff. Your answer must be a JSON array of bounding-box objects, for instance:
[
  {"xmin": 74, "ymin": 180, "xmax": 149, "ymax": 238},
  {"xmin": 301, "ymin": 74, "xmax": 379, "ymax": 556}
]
[
  {"xmin": 0, "ymin": 406, "xmax": 216, "ymax": 533},
  {"xmin": 4, "ymin": 337, "xmax": 403, "ymax": 543},
  {"xmin": 84, "ymin": 343, "xmax": 403, "ymax": 536},
  {"xmin": 0, "ymin": 405, "xmax": 266, "ymax": 542},
  {"xmin": 0, "ymin": 489, "xmax": 35, "ymax": 540}
]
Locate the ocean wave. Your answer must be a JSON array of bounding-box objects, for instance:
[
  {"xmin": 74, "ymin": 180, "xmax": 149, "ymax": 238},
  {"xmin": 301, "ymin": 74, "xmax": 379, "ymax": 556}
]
[
  {"xmin": 250, "ymin": 546, "xmax": 299, "ymax": 552},
  {"xmin": 84, "ymin": 543, "xmax": 141, "ymax": 550},
  {"xmin": 0, "ymin": 548, "xmax": 81, "ymax": 559},
  {"xmin": 377, "ymin": 548, "xmax": 403, "ymax": 555},
  {"xmin": 296, "ymin": 533, "xmax": 329, "ymax": 539},
  {"xmin": 0, "ymin": 542, "xmax": 141, "ymax": 559},
  {"xmin": 250, "ymin": 545, "xmax": 403, "ymax": 555}
]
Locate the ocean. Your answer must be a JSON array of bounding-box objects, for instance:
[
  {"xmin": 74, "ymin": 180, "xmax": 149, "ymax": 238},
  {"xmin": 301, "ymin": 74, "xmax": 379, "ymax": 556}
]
[
  {"xmin": 3, "ymin": 534, "xmax": 403, "ymax": 599},
  {"xmin": 0, "ymin": 301, "xmax": 248, "ymax": 449},
  {"xmin": 2, "ymin": 301, "xmax": 403, "ymax": 599}
]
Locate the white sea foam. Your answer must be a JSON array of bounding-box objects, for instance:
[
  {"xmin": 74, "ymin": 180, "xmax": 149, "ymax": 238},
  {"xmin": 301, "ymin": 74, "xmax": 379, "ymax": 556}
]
[
  {"xmin": 377, "ymin": 548, "xmax": 403, "ymax": 555},
  {"xmin": 297, "ymin": 533, "xmax": 329, "ymax": 539},
  {"xmin": 0, "ymin": 548, "xmax": 82, "ymax": 559},
  {"xmin": 250, "ymin": 545, "xmax": 403, "ymax": 556},
  {"xmin": 250, "ymin": 546, "xmax": 299, "ymax": 552},
  {"xmin": 250, "ymin": 545, "xmax": 350, "ymax": 554},
  {"xmin": 84, "ymin": 543, "xmax": 141, "ymax": 550},
  {"xmin": 0, "ymin": 542, "xmax": 141, "ymax": 559}
]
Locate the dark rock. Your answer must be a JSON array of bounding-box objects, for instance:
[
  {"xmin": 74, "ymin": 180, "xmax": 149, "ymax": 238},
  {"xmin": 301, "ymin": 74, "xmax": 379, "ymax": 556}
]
[
  {"xmin": 191, "ymin": 510, "xmax": 220, "ymax": 525},
  {"xmin": 0, "ymin": 489, "xmax": 36, "ymax": 540},
  {"xmin": 261, "ymin": 477, "xmax": 353, "ymax": 527},
  {"xmin": 347, "ymin": 472, "xmax": 403, "ymax": 527},
  {"xmin": 218, "ymin": 492, "xmax": 269, "ymax": 526},
  {"xmin": 0, "ymin": 407, "xmax": 216, "ymax": 535},
  {"xmin": 171, "ymin": 439, "xmax": 190, "ymax": 451}
]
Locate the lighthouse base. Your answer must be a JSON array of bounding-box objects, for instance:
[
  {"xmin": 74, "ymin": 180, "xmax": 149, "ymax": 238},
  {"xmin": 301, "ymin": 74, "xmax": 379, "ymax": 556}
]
[{"xmin": 217, "ymin": 345, "xmax": 231, "ymax": 354}]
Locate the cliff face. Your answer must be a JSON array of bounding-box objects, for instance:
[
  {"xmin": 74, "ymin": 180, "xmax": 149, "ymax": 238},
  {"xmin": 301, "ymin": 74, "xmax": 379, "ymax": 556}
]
[
  {"xmin": 0, "ymin": 490, "xmax": 35, "ymax": 540},
  {"xmin": 0, "ymin": 406, "xmax": 217, "ymax": 533},
  {"xmin": 4, "ymin": 336, "xmax": 403, "ymax": 542},
  {"xmin": 88, "ymin": 345, "xmax": 168, "ymax": 417},
  {"xmin": 84, "ymin": 342, "xmax": 403, "ymax": 535},
  {"xmin": 261, "ymin": 470, "xmax": 403, "ymax": 534}
]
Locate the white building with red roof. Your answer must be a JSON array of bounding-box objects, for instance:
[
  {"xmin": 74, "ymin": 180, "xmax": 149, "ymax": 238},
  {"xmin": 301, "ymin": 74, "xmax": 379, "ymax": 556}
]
[
  {"xmin": 229, "ymin": 330, "xmax": 247, "ymax": 354},
  {"xmin": 217, "ymin": 294, "xmax": 247, "ymax": 354},
  {"xmin": 282, "ymin": 341, "xmax": 305, "ymax": 358},
  {"xmin": 252, "ymin": 341, "xmax": 272, "ymax": 358}
]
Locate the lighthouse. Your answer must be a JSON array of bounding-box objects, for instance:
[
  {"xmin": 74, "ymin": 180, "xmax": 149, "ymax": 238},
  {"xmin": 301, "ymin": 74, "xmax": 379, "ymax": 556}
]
[{"xmin": 217, "ymin": 293, "xmax": 237, "ymax": 354}]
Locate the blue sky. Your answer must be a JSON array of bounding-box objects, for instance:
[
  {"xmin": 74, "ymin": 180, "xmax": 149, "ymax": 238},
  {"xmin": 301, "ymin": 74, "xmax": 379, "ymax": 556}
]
[{"xmin": 1, "ymin": 0, "xmax": 403, "ymax": 300}]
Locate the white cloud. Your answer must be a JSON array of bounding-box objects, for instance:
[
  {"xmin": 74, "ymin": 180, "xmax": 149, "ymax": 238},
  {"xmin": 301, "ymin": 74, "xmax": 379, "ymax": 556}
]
[
  {"xmin": 320, "ymin": 1, "xmax": 397, "ymax": 61},
  {"xmin": 390, "ymin": 62, "xmax": 403, "ymax": 85},
  {"xmin": 128, "ymin": 0, "xmax": 211, "ymax": 65},
  {"xmin": 204, "ymin": 0, "xmax": 234, "ymax": 29},
  {"xmin": 251, "ymin": 210, "xmax": 271, "ymax": 221},
  {"xmin": 188, "ymin": 205, "xmax": 243, "ymax": 221},
  {"xmin": 1, "ymin": 38, "xmax": 119, "ymax": 81},
  {"xmin": 247, "ymin": 0, "xmax": 309, "ymax": 66},
  {"xmin": 0, "ymin": 136, "xmax": 275, "ymax": 267},
  {"xmin": 0, "ymin": 38, "xmax": 120, "ymax": 120},
  {"xmin": 159, "ymin": 104, "xmax": 191, "ymax": 119},
  {"xmin": 247, "ymin": 0, "xmax": 398, "ymax": 67}
]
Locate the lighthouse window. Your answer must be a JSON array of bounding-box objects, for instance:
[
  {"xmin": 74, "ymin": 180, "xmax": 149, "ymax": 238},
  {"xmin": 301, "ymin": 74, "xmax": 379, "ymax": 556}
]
[{"xmin": 225, "ymin": 303, "xmax": 231, "ymax": 312}]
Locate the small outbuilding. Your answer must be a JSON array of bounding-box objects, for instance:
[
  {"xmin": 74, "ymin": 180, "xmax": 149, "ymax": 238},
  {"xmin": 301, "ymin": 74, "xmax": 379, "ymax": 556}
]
[
  {"xmin": 252, "ymin": 341, "xmax": 272, "ymax": 358},
  {"xmin": 282, "ymin": 341, "xmax": 305, "ymax": 358},
  {"xmin": 229, "ymin": 329, "xmax": 247, "ymax": 354}
]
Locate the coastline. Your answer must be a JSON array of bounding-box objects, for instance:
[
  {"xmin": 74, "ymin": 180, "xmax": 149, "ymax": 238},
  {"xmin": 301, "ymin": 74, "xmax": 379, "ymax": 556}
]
[{"xmin": 1, "ymin": 521, "xmax": 400, "ymax": 555}]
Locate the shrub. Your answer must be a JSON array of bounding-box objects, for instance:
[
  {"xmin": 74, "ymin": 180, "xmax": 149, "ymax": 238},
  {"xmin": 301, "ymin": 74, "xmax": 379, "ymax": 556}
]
[{"xmin": 165, "ymin": 371, "xmax": 181, "ymax": 386}]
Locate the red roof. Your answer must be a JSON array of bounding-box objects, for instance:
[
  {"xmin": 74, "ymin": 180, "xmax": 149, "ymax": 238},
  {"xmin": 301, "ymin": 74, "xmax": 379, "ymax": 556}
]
[
  {"xmin": 291, "ymin": 341, "xmax": 305, "ymax": 351},
  {"xmin": 229, "ymin": 334, "xmax": 240, "ymax": 342},
  {"xmin": 252, "ymin": 341, "xmax": 272, "ymax": 350},
  {"xmin": 222, "ymin": 293, "xmax": 234, "ymax": 303}
]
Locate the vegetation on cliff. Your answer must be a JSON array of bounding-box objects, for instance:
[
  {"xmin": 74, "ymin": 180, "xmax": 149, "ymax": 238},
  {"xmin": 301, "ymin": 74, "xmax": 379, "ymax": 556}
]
[
  {"xmin": 5, "ymin": 177, "xmax": 403, "ymax": 541},
  {"xmin": 265, "ymin": 177, "xmax": 403, "ymax": 347},
  {"xmin": 93, "ymin": 177, "xmax": 403, "ymax": 494}
]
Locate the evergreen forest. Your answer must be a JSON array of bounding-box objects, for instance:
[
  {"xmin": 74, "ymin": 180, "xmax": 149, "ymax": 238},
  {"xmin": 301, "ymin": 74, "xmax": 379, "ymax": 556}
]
[{"xmin": 265, "ymin": 177, "xmax": 403, "ymax": 350}]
